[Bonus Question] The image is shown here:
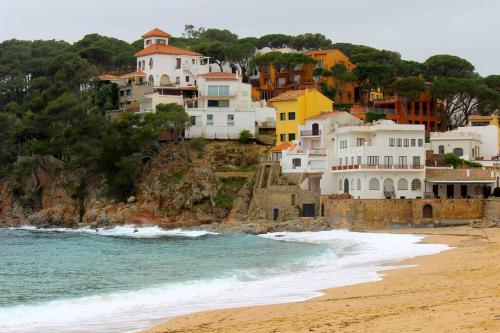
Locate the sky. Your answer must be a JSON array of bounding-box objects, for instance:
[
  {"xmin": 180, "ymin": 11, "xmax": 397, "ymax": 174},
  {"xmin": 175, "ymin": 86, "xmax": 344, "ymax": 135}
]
[{"xmin": 0, "ymin": 0, "xmax": 498, "ymax": 76}]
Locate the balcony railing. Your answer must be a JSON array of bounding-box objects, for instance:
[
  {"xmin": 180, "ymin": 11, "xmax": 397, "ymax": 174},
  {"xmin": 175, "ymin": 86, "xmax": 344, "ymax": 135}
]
[
  {"xmin": 300, "ymin": 130, "xmax": 322, "ymax": 136},
  {"xmin": 198, "ymin": 90, "xmax": 237, "ymax": 97},
  {"xmin": 332, "ymin": 164, "xmax": 424, "ymax": 171}
]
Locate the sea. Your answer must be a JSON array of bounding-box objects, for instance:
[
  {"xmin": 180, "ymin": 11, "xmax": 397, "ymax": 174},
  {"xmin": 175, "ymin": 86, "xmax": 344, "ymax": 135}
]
[{"xmin": 0, "ymin": 225, "xmax": 450, "ymax": 333}]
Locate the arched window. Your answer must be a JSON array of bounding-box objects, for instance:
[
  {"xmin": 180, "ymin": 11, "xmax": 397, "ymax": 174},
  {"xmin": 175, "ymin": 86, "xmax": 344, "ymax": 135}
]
[
  {"xmin": 397, "ymin": 178, "xmax": 408, "ymax": 190},
  {"xmin": 149, "ymin": 58, "xmax": 154, "ymax": 69},
  {"xmin": 312, "ymin": 123, "xmax": 320, "ymax": 136},
  {"xmin": 369, "ymin": 178, "xmax": 380, "ymax": 190},
  {"xmin": 411, "ymin": 179, "xmax": 422, "ymax": 191},
  {"xmin": 339, "ymin": 179, "xmax": 343, "ymax": 191},
  {"xmin": 344, "ymin": 179, "xmax": 349, "ymax": 193},
  {"xmin": 142, "ymin": 60, "xmax": 145, "ymax": 70},
  {"xmin": 351, "ymin": 178, "xmax": 355, "ymax": 190},
  {"xmin": 453, "ymin": 147, "xmax": 463, "ymax": 157},
  {"xmin": 137, "ymin": 61, "xmax": 141, "ymax": 71},
  {"xmin": 357, "ymin": 179, "xmax": 361, "ymax": 190},
  {"xmin": 438, "ymin": 145, "xmax": 444, "ymax": 154},
  {"xmin": 383, "ymin": 178, "xmax": 394, "ymax": 191},
  {"xmin": 148, "ymin": 75, "xmax": 154, "ymax": 84}
]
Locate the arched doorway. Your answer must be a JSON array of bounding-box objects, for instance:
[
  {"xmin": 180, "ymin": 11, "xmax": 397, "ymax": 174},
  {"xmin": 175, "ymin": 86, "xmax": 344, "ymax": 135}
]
[
  {"xmin": 312, "ymin": 123, "xmax": 320, "ymax": 136},
  {"xmin": 344, "ymin": 178, "xmax": 349, "ymax": 194},
  {"xmin": 423, "ymin": 204, "xmax": 433, "ymax": 218}
]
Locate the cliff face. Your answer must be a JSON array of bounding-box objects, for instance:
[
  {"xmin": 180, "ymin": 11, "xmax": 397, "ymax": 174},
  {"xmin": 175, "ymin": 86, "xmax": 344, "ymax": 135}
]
[{"xmin": 0, "ymin": 142, "xmax": 265, "ymax": 228}]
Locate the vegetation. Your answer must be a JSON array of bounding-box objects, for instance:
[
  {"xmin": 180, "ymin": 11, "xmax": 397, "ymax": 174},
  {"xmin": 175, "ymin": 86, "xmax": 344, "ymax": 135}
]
[
  {"xmin": 238, "ymin": 130, "xmax": 253, "ymax": 144},
  {"xmin": 443, "ymin": 153, "xmax": 482, "ymax": 168},
  {"xmin": 214, "ymin": 177, "xmax": 247, "ymax": 207},
  {"xmin": 364, "ymin": 112, "xmax": 386, "ymax": 123}
]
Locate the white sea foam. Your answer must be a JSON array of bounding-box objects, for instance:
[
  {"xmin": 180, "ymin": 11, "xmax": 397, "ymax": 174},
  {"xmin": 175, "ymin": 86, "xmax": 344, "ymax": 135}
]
[
  {"xmin": 9, "ymin": 225, "xmax": 218, "ymax": 238},
  {"xmin": 0, "ymin": 230, "xmax": 450, "ymax": 333}
]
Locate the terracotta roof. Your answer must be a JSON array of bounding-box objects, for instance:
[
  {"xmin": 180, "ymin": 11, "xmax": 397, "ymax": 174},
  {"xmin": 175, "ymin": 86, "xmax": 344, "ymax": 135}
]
[
  {"xmin": 271, "ymin": 142, "xmax": 295, "ymax": 152},
  {"xmin": 141, "ymin": 28, "xmax": 172, "ymax": 39},
  {"xmin": 121, "ymin": 71, "xmax": 146, "ymax": 78},
  {"xmin": 306, "ymin": 111, "xmax": 343, "ymax": 120},
  {"xmin": 268, "ymin": 90, "xmax": 306, "ymax": 103},
  {"xmin": 135, "ymin": 44, "xmax": 202, "ymax": 57},
  {"xmin": 200, "ymin": 72, "xmax": 238, "ymax": 80},
  {"xmin": 469, "ymin": 115, "xmax": 495, "ymax": 121},
  {"xmin": 97, "ymin": 74, "xmax": 120, "ymax": 80},
  {"xmin": 426, "ymin": 168, "xmax": 495, "ymax": 182},
  {"xmin": 304, "ymin": 49, "xmax": 344, "ymax": 56}
]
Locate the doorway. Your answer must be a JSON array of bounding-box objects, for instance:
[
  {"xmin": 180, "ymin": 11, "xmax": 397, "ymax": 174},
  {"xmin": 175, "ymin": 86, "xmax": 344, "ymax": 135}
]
[
  {"xmin": 302, "ymin": 204, "xmax": 315, "ymax": 217},
  {"xmin": 343, "ymin": 179, "xmax": 349, "ymax": 194},
  {"xmin": 423, "ymin": 204, "xmax": 433, "ymax": 218},
  {"xmin": 446, "ymin": 184, "xmax": 454, "ymax": 198},
  {"xmin": 433, "ymin": 184, "xmax": 439, "ymax": 198},
  {"xmin": 273, "ymin": 208, "xmax": 279, "ymax": 221},
  {"xmin": 460, "ymin": 184, "xmax": 467, "ymax": 198}
]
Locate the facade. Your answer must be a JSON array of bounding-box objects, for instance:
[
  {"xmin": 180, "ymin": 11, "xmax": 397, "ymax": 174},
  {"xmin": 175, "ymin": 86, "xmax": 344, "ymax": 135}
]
[
  {"xmin": 462, "ymin": 118, "xmax": 500, "ymax": 160},
  {"xmin": 185, "ymin": 72, "xmax": 266, "ymax": 140},
  {"xmin": 136, "ymin": 92, "xmax": 184, "ymax": 113},
  {"xmin": 430, "ymin": 131, "xmax": 482, "ymax": 161},
  {"xmin": 270, "ymin": 89, "xmax": 333, "ymax": 145},
  {"xmin": 372, "ymin": 85, "xmax": 440, "ymax": 132},
  {"xmin": 256, "ymin": 49, "xmax": 358, "ymax": 104},
  {"xmin": 425, "ymin": 168, "xmax": 496, "ymax": 198},
  {"xmin": 322, "ymin": 120, "xmax": 427, "ymax": 199}
]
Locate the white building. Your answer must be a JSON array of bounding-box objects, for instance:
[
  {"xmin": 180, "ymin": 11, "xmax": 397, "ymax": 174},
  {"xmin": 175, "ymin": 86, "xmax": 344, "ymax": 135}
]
[
  {"xmin": 136, "ymin": 92, "xmax": 184, "ymax": 113},
  {"xmin": 430, "ymin": 131, "xmax": 482, "ymax": 161},
  {"xmin": 135, "ymin": 28, "xmax": 211, "ymax": 91},
  {"xmin": 185, "ymin": 72, "xmax": 261, "ymax": 140},
  {"xmin": 457, "ymin": 125, "xmax": 499, "ymax": 160},
  {"xmin": 321, "ymin": 120, "xmax": 427, "ymax": 199}
]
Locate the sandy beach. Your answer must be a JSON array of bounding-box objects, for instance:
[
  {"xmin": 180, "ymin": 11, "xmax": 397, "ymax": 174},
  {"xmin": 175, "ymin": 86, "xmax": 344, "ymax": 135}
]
[{"xmin": 141, "ymin": 226, "xmax": 500, "ymax": 333}]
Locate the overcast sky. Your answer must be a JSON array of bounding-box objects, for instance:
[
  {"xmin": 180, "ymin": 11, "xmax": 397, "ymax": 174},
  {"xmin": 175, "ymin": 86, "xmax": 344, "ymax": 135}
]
[{"xmin": 1, "ymin": 0, "xmax": 498, "ymax": 75}]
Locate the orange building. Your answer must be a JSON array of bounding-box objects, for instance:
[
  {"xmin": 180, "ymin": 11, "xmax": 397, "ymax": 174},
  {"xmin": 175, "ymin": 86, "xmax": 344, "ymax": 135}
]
[{"xmin": 256, "ymin": 49, "xmax": 358, "ymax": 104}]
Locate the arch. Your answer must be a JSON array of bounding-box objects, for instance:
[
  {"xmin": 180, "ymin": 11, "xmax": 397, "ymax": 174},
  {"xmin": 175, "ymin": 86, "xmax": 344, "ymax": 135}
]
[
  {"xmin": 142, "ymin": 60, "xmax": 145, "ymax": 70},
  {"xmin": 338, "ymin": 179, "xmax": 343, "ymax": 191},
  {"xmin": 160, "ymin": 74, "xmax": 171, "ymax": 85},
  {"xmin": 397, "ymin": 178, "xmax": 408, "ymax": 190},
  {"xmin": 344, "ymin": 179, "xmax": 349, "ymax": 194},
  {"xmin": 369, "ymin": 178, "xmax": 380, "ymax": 190},
  {"xmin": 383, "ymin": 178, "xmax": 394, "ymax": 191},
  {"xmin": 453, "ymin": 147, "xmax": 464, "ymax": 157},
  {"xmin": 357, "ymin": 179, "xmax": 361, "ymax": 190},
  {"xmin": 411, "ymin": 179, "xmax": 422, "ymax": 191},
  {"xmin": 350, "ymin": 178, "xmax": 355, "ymax": 190},
  {"xmin": 148, "ymin": 75, "xmax": 154, "ymax": 84},
  {"xmin": 438, "ymin": 145, "xmax": 444, "ymax": 155},
  {"xmin": 423, "ymin": 204, "xmax": 433, "ymax": 218},
  {"xmin": 137, "ymin": 61, "xmax": 141, "ymax": 71},
  {"xmin": 149, "ymin": 57, "xmax": 154, "ymax": 69},
  {"xmin": 312, "ymin": 123, "xmax": 320, "ymax": 135}
]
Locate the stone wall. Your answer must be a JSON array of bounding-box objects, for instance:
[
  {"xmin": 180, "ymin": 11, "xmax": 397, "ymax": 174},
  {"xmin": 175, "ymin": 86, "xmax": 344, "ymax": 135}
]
[{"xmin": 321, "ymin": 197, "xmax": 486, "ymax": 230}]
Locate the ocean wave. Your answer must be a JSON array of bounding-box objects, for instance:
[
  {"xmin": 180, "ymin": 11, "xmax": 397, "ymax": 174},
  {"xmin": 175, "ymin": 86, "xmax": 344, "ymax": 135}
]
[{"xmin": 8, "ymin": 225, "xmax": 218, "ymax": 238}]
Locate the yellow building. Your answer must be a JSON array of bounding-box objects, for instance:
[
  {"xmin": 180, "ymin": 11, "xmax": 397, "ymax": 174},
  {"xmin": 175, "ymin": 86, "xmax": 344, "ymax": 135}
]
[
  {"xmin": 269, "ymin": 89, "xmax": 333, "ymax": 144},
  {"xmin": 468, "ymin": 115, "xmax": 500, "ymax": 147}
]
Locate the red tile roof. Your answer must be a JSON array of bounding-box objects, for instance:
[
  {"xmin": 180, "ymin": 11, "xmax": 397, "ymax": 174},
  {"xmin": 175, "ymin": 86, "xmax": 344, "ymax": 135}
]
[
  {"xmin": 121, "ymin": 71, "xmax": 146, "ymax": 78},
  {"xmin": 200, "ymin": 72, "xmax": 238, "ymax": 80},
  {"xmin": 141, "ymin": 28, "xmax": 172, "ymax": 39},
  {"xmin": 268, "ymin": 90, "xmax": 306, "ymax": 103},
  {"xmin": 271, "ymin": 142, "xmax": 295, "ymax": 152},
  {"xmin": 306, "ymin": 111, "xmax": 343, "ymax": 120},
  {"xmin": 135, "ymin": 44, "xmax": 202, "ymax": 57},
  {"xmin": 97, "ymin": 74, "xmax": 120, "ymax": 80}
]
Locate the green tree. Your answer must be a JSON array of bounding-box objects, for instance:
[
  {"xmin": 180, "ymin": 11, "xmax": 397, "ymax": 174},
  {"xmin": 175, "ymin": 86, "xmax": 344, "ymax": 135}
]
[
  {"xmin": 226, "ymin": 42, "xmax": 256, "ymax": 82},
  {"xmin": 364, "ymin": 112, "xmax": 386, "ymax": 123},
  {"xmin": 424, "ymin": 54, "xmax": 475, "ymax": 80},
  {"xmin": 389, "ymin": 77, "xmax": 426, "ymax": 118},
  {"xmin": 238, "ymin": 130, "xmax": 253, "ymax": 143}
]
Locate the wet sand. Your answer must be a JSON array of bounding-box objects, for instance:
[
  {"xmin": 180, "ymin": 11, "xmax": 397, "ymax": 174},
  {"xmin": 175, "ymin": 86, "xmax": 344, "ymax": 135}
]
[{"xmin": 141, "ymin": 227, "xmax": 500, "ymax": 333}]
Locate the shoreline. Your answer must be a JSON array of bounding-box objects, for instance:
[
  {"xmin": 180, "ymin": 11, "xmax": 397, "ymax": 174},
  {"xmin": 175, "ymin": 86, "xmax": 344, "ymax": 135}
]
[{"xmin": 140, "ymin": 226, "xmax": 500, "ymax": 333}]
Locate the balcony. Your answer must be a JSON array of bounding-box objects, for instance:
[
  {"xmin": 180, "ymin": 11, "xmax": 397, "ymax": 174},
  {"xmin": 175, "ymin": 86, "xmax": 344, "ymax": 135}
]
[
  {"xmin": 300, "ymin": 130, "xmax": 322, "ymax": 136},
  {"xmin": 331, "ymin": 164, "xmax": 424, "ymax": 171},
  {"xmin": 198, "ymin": 90, "xmax": 237, "ymax": 97}
]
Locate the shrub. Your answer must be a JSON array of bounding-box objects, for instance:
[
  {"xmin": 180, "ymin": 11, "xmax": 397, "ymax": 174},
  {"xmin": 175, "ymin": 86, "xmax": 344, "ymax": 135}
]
[
  {"xmin": 188, "ymin": 137, "xmax": 206, "ymax": 152},
  {"xmin": 238, "ymin": 130, "xmax": 253, "ymax": 144}
]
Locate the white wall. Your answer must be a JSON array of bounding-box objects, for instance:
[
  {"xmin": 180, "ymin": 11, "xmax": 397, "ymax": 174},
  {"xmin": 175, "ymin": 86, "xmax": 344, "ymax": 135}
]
[
  {"xmin": 255, "ymin": 107, "xmax": 276, "ymax": 125},
  {"xmin": 458, "ymin": 125, "xmax": 499, "ymax": 160},
  {"xmin": 138, "ymin": 93, "xmax": 184, "ymax": 113},
  {"xmin": 185, "ymin": 109, "xmax": 255, "ymax": 139},
  {"xmin": 430, "ymin": 131, "xmax": 482, "ymax": 160}
]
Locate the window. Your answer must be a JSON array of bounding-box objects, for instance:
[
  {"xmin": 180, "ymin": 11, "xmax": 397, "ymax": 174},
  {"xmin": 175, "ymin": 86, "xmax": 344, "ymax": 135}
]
[
  {"xmin": 422, "ymin": 102, "xmax": 428, "ymax": 116},
  {"xmin": 389, "ymin": 138, "xmax": 395, "ymax": 147},
  {"xmin": 288, "ymin": 112, "xmax": 296, "ymax": 120},
  {"xmin": 280, "ymin": 113, "xmax": 286, "ymax": 121},
  {"xmin": 146, "ymin": 39, "xmax": 152, "ymax": 45},
  {"xmin": 292, "ymin": 158, "xmax": 301, "ymax": 168},
  {"xmin": 207, "ymin": 100, "xmax": 229, "ymax": 108},
  {"xmin": 351, "ymin": 157, "xmax": 354, "ymax": 165},
  {"xmin": 149, "ymin": 58, "xmax": 154, "ymax": 69},
  {"xmin": 339, "ymin": 179, "xmax": 343, "ymax": 191},
  {"xmin": 288, "ymin": 133, "xmax": 296, "ymax": 141},
  {"xmin": 404, "ymin": 138, "xmax": 409, "ymax": 147},
  {"xmin": 397, "ymin": 178, "xmax": 408, "ymax": 190},
  {"xmin": 137, "ymin": 61, "xmax": 141, "ymax": 70},
  {"xmin": 185, "ymin": 76, "xmax": 190, "ymax": 82},
  {"xmin": 411, "ymin": 139, "xmax": 416, "ymax": 147},
  {"xmin": 291, "ymin": 194, "xmax": 296, "ymax": 205},
  {"xmin": 345, "ymin": 157, "xmax": 348, "ymax": 165},
  {"xmin": 357, "ymin": 179, "xmax": 361, "ymax": 190},
  {"xmin": 277, "ymin": 77, "xmax": 286, "ymax": 87},
  {"xmin": 317, "ymin": 60, "xmax": 324, "ymax": 68},
  {"xmin": 156, "ymin": 39, "xmax": 166, "ymax": 45},
  {"xmin": 398, "ymin": 156, "xmax": 407, "ymax": 166},
  {"xmin": 207, "ymin": 85, "xmax": 229, "ymax": 96},
  {"xmin": 384, "ymin": 156, "xmax": 393, "ymax": 167},
  {"xmin": 413, "ymin": 156, "xmax": 421, "ymax": 167},
  {"xmin": 396, "ymin": 138, "xmax": 402, "ymax": 147},
  {"xmin": 192, "ymin": 58, "xmax": 196, "ymax": 64},
  {"xmin": 453, "ymin": 147, "xmax": 463, "ymax": 157},
  {"xmin": 142, "ymin": 60, "xmax": 145, "ymax": 70},
  {"xmin": 293, "ymin": 63, "xmax": 302, "ymax": 71},
  {"xmin": 351, "ymin": 178, "xmax": 355, "ymax": 190},
  {"xmin": 340, "ymin": 140, "xmax": 348, "ymax": 149},
  {"xmin": 190, "ymin": 116, "xmax": 197, "ymax": 126},
  {"xmin": 367, "ymin": 156, "xmax": 379, "ymax": 166},
  {"xmin": 338, "ymin": 158, "xmax": 342, "ymax": 166},
  {"xmin": 411, "ymin": 179, "xmax": 422, "ymax": 191},
  {"xmin": 369, "ymin": 178, "xmax": 380, "ymax": 190},
  {"xmin": 148, "ymin": 75, "xmax": 154, "ymax": 84},
  {"xmin": 207, "ymin": 114, "xmax": 213, "ymax": 126},
  {"xmin": 227, "ymin": 114, "xmax": 234, "ymax": 126},
  {"xmin": 176, "ymin": 58, "xmax": 181, "ymax": 69},
  {"xmin": 356, "ymin": 138, "xmax": 365, "ymax": 146},
  {"xmin": 414, "ymin": 102, "xmax": 420, "ymax": 115},
  {"xmin": 175, "ymin": 76, "xmax": 180, "ymax": 84},
  {"xmin": 418, "ymin": 139, "xmax": 423, "ymax": 147},
  {"xmin": 357, "ymin": 156, "xmax": 362, "ymax": 165},
  {"xmin": 280, "ymin": 134, "xmax": 286, "ymax": 142}
]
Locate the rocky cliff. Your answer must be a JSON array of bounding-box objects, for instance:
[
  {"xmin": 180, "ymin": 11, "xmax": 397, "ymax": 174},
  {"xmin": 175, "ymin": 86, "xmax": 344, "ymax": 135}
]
[{"xmin": 0, "ymin": 141, "xmax": 266, "ymax": 229}]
